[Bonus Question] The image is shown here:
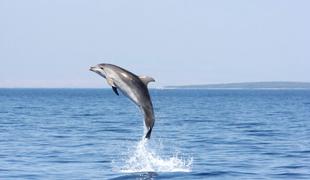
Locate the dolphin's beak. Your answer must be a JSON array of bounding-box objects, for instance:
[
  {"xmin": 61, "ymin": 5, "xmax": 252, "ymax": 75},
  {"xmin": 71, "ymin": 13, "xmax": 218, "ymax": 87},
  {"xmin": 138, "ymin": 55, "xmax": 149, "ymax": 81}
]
[
  {"xmin": 90, "ymin": 66, "xmax": 97, "ymax": 72},
  {"xmin": 90, "ymin": 65, "xmax": 106, "ymax": 78}
]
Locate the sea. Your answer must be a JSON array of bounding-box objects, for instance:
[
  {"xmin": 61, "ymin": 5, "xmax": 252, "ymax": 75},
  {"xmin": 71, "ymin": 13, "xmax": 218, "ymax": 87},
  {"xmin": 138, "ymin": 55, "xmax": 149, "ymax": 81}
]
[{"xmin": 0, "ymin": 89, "xmax": 310, "ymax": 179}]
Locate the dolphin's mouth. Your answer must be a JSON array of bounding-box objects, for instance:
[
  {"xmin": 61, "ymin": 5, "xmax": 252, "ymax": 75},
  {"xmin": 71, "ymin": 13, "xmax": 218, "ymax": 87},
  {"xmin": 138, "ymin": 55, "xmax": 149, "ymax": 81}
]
[
  {"xmin": 90, "ymin": 65, "xmax": 106, "ymax": 78},
  {"xmin": 89, "ymin": 66, "xmax": 96, "ymax": 72}
]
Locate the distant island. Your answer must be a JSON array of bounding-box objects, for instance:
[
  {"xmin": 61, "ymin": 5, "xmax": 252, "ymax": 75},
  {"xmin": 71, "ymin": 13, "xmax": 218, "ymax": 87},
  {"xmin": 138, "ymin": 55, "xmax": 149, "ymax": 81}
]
[{"xmin": 165, "ymin": 82, "xmax": 310, "ymax": 89}]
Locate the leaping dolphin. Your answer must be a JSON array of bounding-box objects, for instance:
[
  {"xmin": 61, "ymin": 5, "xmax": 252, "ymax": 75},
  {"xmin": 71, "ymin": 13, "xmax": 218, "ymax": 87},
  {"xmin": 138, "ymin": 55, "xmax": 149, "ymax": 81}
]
[{"xmin": 90, "ymin": 63, "xmax": 155, "ymax": 139}]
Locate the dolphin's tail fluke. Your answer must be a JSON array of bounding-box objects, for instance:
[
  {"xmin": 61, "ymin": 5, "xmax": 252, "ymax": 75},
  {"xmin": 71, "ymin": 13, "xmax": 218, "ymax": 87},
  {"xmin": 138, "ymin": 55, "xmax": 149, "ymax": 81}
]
[
  {"xmin": 141, "ymin": 106, "xmax": 155, "ymax": 139},
  {"xmin": 145, "ymin": 127, "xmax": 153, "ymax": 139}
]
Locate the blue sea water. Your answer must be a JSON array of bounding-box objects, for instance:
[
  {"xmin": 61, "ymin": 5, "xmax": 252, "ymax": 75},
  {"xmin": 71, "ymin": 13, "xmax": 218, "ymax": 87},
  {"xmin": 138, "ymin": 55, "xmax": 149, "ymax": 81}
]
[{"xmin": 0, "ymin": 89, "xmax": 310, "ymax": 179}]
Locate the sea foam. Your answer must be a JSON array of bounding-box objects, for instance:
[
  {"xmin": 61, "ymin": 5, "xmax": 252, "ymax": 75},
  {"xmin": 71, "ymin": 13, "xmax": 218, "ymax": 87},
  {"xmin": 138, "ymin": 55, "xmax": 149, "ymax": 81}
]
[{"xmin": 113, "ymin": 138, "xmax": 193, "ymax": 173}]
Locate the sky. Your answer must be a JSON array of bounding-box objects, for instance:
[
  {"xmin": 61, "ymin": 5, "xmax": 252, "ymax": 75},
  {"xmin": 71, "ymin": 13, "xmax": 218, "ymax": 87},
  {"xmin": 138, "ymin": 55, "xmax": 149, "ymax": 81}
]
[{"xmin": 0, "ymin": 0, "xmax": 309, "ymax": 88}]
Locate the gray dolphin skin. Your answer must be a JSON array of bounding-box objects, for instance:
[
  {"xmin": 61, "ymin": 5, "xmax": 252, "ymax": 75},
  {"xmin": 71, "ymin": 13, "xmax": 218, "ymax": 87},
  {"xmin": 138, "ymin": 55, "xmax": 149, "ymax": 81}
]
[{"xmin": 90, "ymin": 63, "xmax": 155, "ymax": 139}]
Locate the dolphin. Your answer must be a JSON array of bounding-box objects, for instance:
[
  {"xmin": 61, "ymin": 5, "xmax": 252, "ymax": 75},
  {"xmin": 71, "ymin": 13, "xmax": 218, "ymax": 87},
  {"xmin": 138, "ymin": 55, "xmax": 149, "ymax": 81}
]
[{"xmin": 90, "ymin": 63, "xmax": 155, "ymax": 139}]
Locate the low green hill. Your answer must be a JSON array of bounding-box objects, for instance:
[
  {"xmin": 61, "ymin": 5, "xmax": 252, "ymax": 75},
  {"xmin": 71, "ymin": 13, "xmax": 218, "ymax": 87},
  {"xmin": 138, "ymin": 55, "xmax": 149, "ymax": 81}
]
[{"xmin": 166, "ymin": 82, "xmax": 310, "ymax": 89}]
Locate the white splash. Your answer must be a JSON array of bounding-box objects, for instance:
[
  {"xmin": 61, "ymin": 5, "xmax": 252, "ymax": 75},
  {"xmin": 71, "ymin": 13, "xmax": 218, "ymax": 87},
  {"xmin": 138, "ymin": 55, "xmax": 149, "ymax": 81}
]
[{"xmin": 114, "ymin": 138, "xmax": 193, "ymax": 173}]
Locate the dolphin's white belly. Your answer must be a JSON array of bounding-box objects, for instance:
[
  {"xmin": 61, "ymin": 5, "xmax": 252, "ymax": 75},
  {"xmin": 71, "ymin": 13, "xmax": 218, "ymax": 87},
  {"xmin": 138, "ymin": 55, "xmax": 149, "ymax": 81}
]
[
  {"xmin": 118, "ymin": 81, "xmax": 139, "ymax": 104},
  {"xmin": 108, "ymin": 72, "xmax": 139, "ymax": 105}
]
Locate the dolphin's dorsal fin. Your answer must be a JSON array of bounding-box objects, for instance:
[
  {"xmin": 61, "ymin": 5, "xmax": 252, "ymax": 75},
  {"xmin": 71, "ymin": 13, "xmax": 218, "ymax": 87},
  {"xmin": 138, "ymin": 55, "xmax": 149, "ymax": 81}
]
[{"xmin": 139, "ymin": 76, "xmax": 155, "ymax": 86}]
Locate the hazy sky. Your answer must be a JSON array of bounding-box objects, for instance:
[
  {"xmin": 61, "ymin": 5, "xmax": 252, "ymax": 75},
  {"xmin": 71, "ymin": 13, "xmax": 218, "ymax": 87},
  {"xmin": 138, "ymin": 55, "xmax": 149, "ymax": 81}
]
[{"xmin": 0, "ymin": 0, "xmax": 309, "ymax": 88}]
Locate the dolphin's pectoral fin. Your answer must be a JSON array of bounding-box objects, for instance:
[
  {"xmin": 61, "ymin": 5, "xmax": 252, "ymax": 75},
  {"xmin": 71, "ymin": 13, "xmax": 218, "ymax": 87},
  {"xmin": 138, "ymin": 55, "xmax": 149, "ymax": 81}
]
[
  {"xmin": 139, "ymin": 76, "xmax": 155, "ymax": 86},
  {"xmin": 107, "ymin": 77, "xmax": 115, "ymax": 87},
  {"xmin": 112, "ymin": 86, "xmax": 119, "ymax": 96},
  {"xmin": 106, "ymin": 77, "xmax": 119, "ymax": 96}
]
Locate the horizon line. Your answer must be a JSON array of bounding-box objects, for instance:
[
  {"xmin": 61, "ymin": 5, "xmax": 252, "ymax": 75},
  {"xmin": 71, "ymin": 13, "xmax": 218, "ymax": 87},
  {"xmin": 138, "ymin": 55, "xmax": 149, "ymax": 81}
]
[{"xmin": 1, "ymin": 81, "xmax": 310, "ymax": 89}]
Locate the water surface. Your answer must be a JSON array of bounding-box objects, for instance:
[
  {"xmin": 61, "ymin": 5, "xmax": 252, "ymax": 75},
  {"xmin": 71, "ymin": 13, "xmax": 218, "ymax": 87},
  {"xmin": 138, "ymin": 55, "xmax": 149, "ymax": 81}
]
[{"xmin": 0, "ymin": 89, "xmax": 310, "ymax": 179}]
